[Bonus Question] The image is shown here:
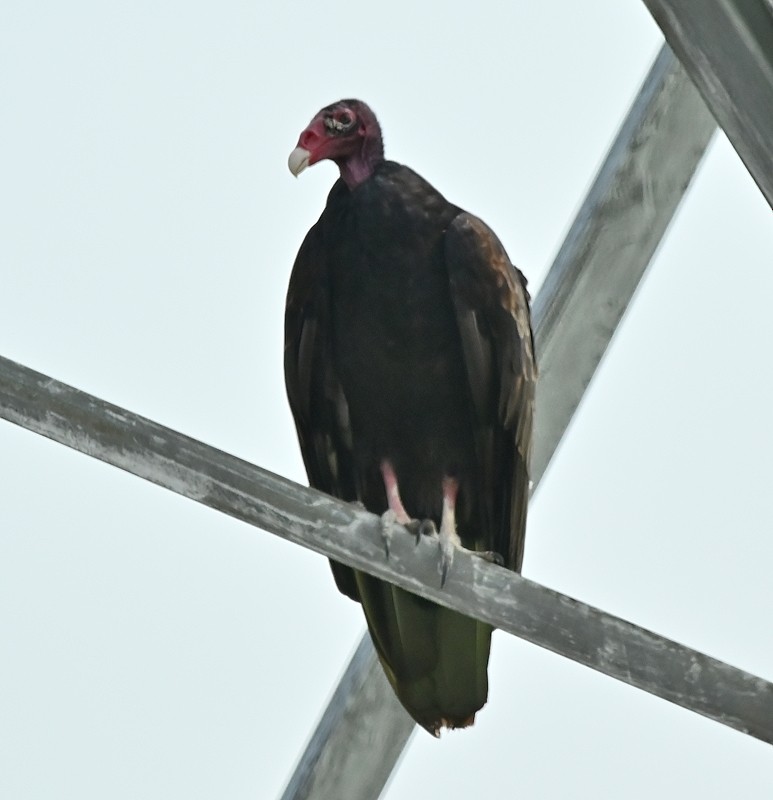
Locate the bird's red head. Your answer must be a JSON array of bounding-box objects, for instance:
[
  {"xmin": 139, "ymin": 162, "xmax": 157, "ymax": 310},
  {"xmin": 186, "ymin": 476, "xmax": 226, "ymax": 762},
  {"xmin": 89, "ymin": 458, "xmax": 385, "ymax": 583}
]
[{"xmin": 288, "ymin": 99, "xmax": 384, "ymax": 189}]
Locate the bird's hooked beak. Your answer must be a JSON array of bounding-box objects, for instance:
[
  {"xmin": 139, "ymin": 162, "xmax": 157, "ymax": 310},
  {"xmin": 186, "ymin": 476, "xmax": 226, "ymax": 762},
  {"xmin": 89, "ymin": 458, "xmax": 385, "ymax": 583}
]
[
  {"xmin": 288, "ymin": 116, "xmax": 331, "ymax": 177},
  {"xmin": 288, "ymin": 146, "xmax": 311, "ymax": 177}
]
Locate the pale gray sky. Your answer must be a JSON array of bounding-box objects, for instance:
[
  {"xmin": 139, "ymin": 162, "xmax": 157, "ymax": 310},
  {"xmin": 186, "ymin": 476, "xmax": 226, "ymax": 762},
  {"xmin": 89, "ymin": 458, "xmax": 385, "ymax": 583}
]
[{"xmin": 2, "ymin": 2, "xmax": 772, "ymax": 798}]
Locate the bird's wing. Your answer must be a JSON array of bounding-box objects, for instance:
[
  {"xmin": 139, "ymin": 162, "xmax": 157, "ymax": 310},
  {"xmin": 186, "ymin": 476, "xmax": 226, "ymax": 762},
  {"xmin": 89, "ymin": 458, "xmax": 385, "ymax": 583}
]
[
  {"xmin": 284, "ymin": 220, "xmax": 359, "ymax": 598},
  {"xmin": 445, "ymin": 212, "xmax": 536, "ymax": 571}
]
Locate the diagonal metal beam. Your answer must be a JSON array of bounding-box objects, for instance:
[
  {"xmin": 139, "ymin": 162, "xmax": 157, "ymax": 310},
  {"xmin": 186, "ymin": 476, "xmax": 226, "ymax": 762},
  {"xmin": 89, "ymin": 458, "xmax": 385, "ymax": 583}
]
[
  {"xmin": 280, "ymin": 44, "xmax": 717, "ymax": 800},
  {"xmin": 2, "ymin": 321, "xmax": 772, "ymax": 755},
  {"xmin": 279, "ymin": 636, "xmax": 415, "ymax": 800},
  {"xmin": 642, "ymin": 0, "xmax": 773, "ymax": 208}
]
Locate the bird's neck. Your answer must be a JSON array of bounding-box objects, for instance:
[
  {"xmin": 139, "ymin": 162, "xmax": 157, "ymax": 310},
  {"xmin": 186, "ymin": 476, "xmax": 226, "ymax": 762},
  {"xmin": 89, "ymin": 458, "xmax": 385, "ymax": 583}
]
[{"xmin": 336, "ymin": 137, "xmax": 384, "ymax": 190}]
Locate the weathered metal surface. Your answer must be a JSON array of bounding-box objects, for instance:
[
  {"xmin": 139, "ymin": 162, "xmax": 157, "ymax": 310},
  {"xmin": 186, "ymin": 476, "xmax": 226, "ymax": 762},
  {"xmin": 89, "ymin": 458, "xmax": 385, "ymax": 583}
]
[
  {"xmin": 281, "ymin": 44, "xmax": 718, "ymax": 800},
  {"xmin": 531, "ymin": 44, "xmax": 716, "ymax": 481},
  {"xmin": 643, "ymin": 0, "xmax": 773, "ymax": 208},
  {"xmin": 278, "ymin": 637, "xmax": 414, "ymax": 800},
  {"xmin": 1, "ymin": 354, "xmax": 772, "ymax": 746}
]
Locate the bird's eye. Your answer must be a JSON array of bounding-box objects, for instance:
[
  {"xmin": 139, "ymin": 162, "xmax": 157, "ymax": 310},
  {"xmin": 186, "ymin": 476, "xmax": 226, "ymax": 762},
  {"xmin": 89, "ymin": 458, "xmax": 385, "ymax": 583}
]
[{"xmin": 324, "ymin": 112, "xmax": 355, "ymax": 135}]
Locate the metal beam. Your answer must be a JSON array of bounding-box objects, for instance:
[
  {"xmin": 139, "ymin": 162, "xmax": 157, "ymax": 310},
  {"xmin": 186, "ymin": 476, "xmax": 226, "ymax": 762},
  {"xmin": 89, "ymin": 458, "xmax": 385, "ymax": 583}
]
[
  {"xmin": 281, "ymin": 44, "xmax": 718, "ymax": 800},
  {"xmin": 279, "ymin": 636, "xmax": 415, "ymax": 800},
  {"xmin": 531, "ymin": 44, "xmax": 716, "ymax": 480},
  {"xmin": 2, "ymin": 350, "xmax": 772, "ymax": 747},
  {"xmin": 642, "ymin": 0, "xmax": 773, "ymax": 208}
]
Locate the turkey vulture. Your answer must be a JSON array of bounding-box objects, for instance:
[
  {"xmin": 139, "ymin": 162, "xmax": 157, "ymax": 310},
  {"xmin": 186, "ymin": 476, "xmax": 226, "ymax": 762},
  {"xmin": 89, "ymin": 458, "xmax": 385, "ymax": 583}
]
[{"xmin": 285, "ymin": 99, "xmax": 535, "ymax": 735}]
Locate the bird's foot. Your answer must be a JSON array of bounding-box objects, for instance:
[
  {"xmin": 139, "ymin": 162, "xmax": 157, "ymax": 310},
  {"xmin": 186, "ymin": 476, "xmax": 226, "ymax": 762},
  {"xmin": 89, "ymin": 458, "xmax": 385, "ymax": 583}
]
[
  {"xmin": 439, "ymin": 543, "xmax": 505, "ymax": 586},
  {"xmin": 438, "ymin": 525, "xmax": 462, "ymax": 587},
  {"xmin": 438, "ymin": 477, "xmax": 462, "ymax": 586}
]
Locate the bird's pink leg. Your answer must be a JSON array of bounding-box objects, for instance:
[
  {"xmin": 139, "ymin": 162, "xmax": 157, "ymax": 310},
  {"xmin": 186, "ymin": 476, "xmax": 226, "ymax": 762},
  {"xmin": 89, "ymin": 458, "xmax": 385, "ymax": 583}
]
[
  {"xmin": 438, "ymin": 477, "xmax": 505, "ymax": 582},
  {"xmin": 378, "ymin": 460, "xmax": 412, "ymax": 557},
  {"xmin": 438, "ymin": 477, "xmax": 462, "ymax": 585},
  {"xmin": 380, "ymin": 460, "xmax": 412, "ymax": 525},
  {"xmin": 378, "ymin": 460, "xmax": 436, "ymax": 556}
]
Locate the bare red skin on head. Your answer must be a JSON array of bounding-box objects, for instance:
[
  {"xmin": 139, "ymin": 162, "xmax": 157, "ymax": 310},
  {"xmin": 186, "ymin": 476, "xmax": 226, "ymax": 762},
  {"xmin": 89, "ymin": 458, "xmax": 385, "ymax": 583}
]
[
  {"xmin": 294, "ymin": 100, "xmax": 384, "ymax": 189},
  {"xmin": 297, "ymin": 118, "xmax": 345, "ymax": 166}
]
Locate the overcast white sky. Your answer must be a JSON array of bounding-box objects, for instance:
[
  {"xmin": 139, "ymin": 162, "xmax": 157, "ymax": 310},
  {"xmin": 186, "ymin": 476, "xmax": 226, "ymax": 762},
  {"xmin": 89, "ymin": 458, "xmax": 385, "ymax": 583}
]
[{"xmin": 2, "ymin": 2, "xmax": 773, "ymax": 798}]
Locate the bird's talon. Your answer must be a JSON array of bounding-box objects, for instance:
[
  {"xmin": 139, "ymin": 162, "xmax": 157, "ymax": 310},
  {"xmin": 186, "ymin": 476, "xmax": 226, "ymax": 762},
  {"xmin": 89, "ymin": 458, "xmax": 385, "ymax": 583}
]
[{"xmin": 439, "ymin": 539, "xmax": 456, "ymax": 587}]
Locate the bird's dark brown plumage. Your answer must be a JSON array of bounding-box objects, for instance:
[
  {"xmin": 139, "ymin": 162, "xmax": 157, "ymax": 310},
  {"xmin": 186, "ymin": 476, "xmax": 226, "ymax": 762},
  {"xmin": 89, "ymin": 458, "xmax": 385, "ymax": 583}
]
[{"xmin": 285, "ymin": 100, "xmax": 536, "ymax": 734}]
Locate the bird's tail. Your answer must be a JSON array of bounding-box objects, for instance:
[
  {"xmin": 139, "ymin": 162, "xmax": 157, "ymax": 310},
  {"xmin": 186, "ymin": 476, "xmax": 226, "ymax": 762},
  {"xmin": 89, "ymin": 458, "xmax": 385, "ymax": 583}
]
[{"xmin": 355, "ymin": 572, "xmax": 492, "ymax": 736}]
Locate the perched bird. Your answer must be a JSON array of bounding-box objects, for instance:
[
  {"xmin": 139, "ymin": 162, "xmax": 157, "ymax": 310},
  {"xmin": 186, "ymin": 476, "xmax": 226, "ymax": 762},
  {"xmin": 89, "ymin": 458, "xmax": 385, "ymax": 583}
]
[{"xmin": 284, "ymin": 99, "xmax": 536, "ymax": 735}]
